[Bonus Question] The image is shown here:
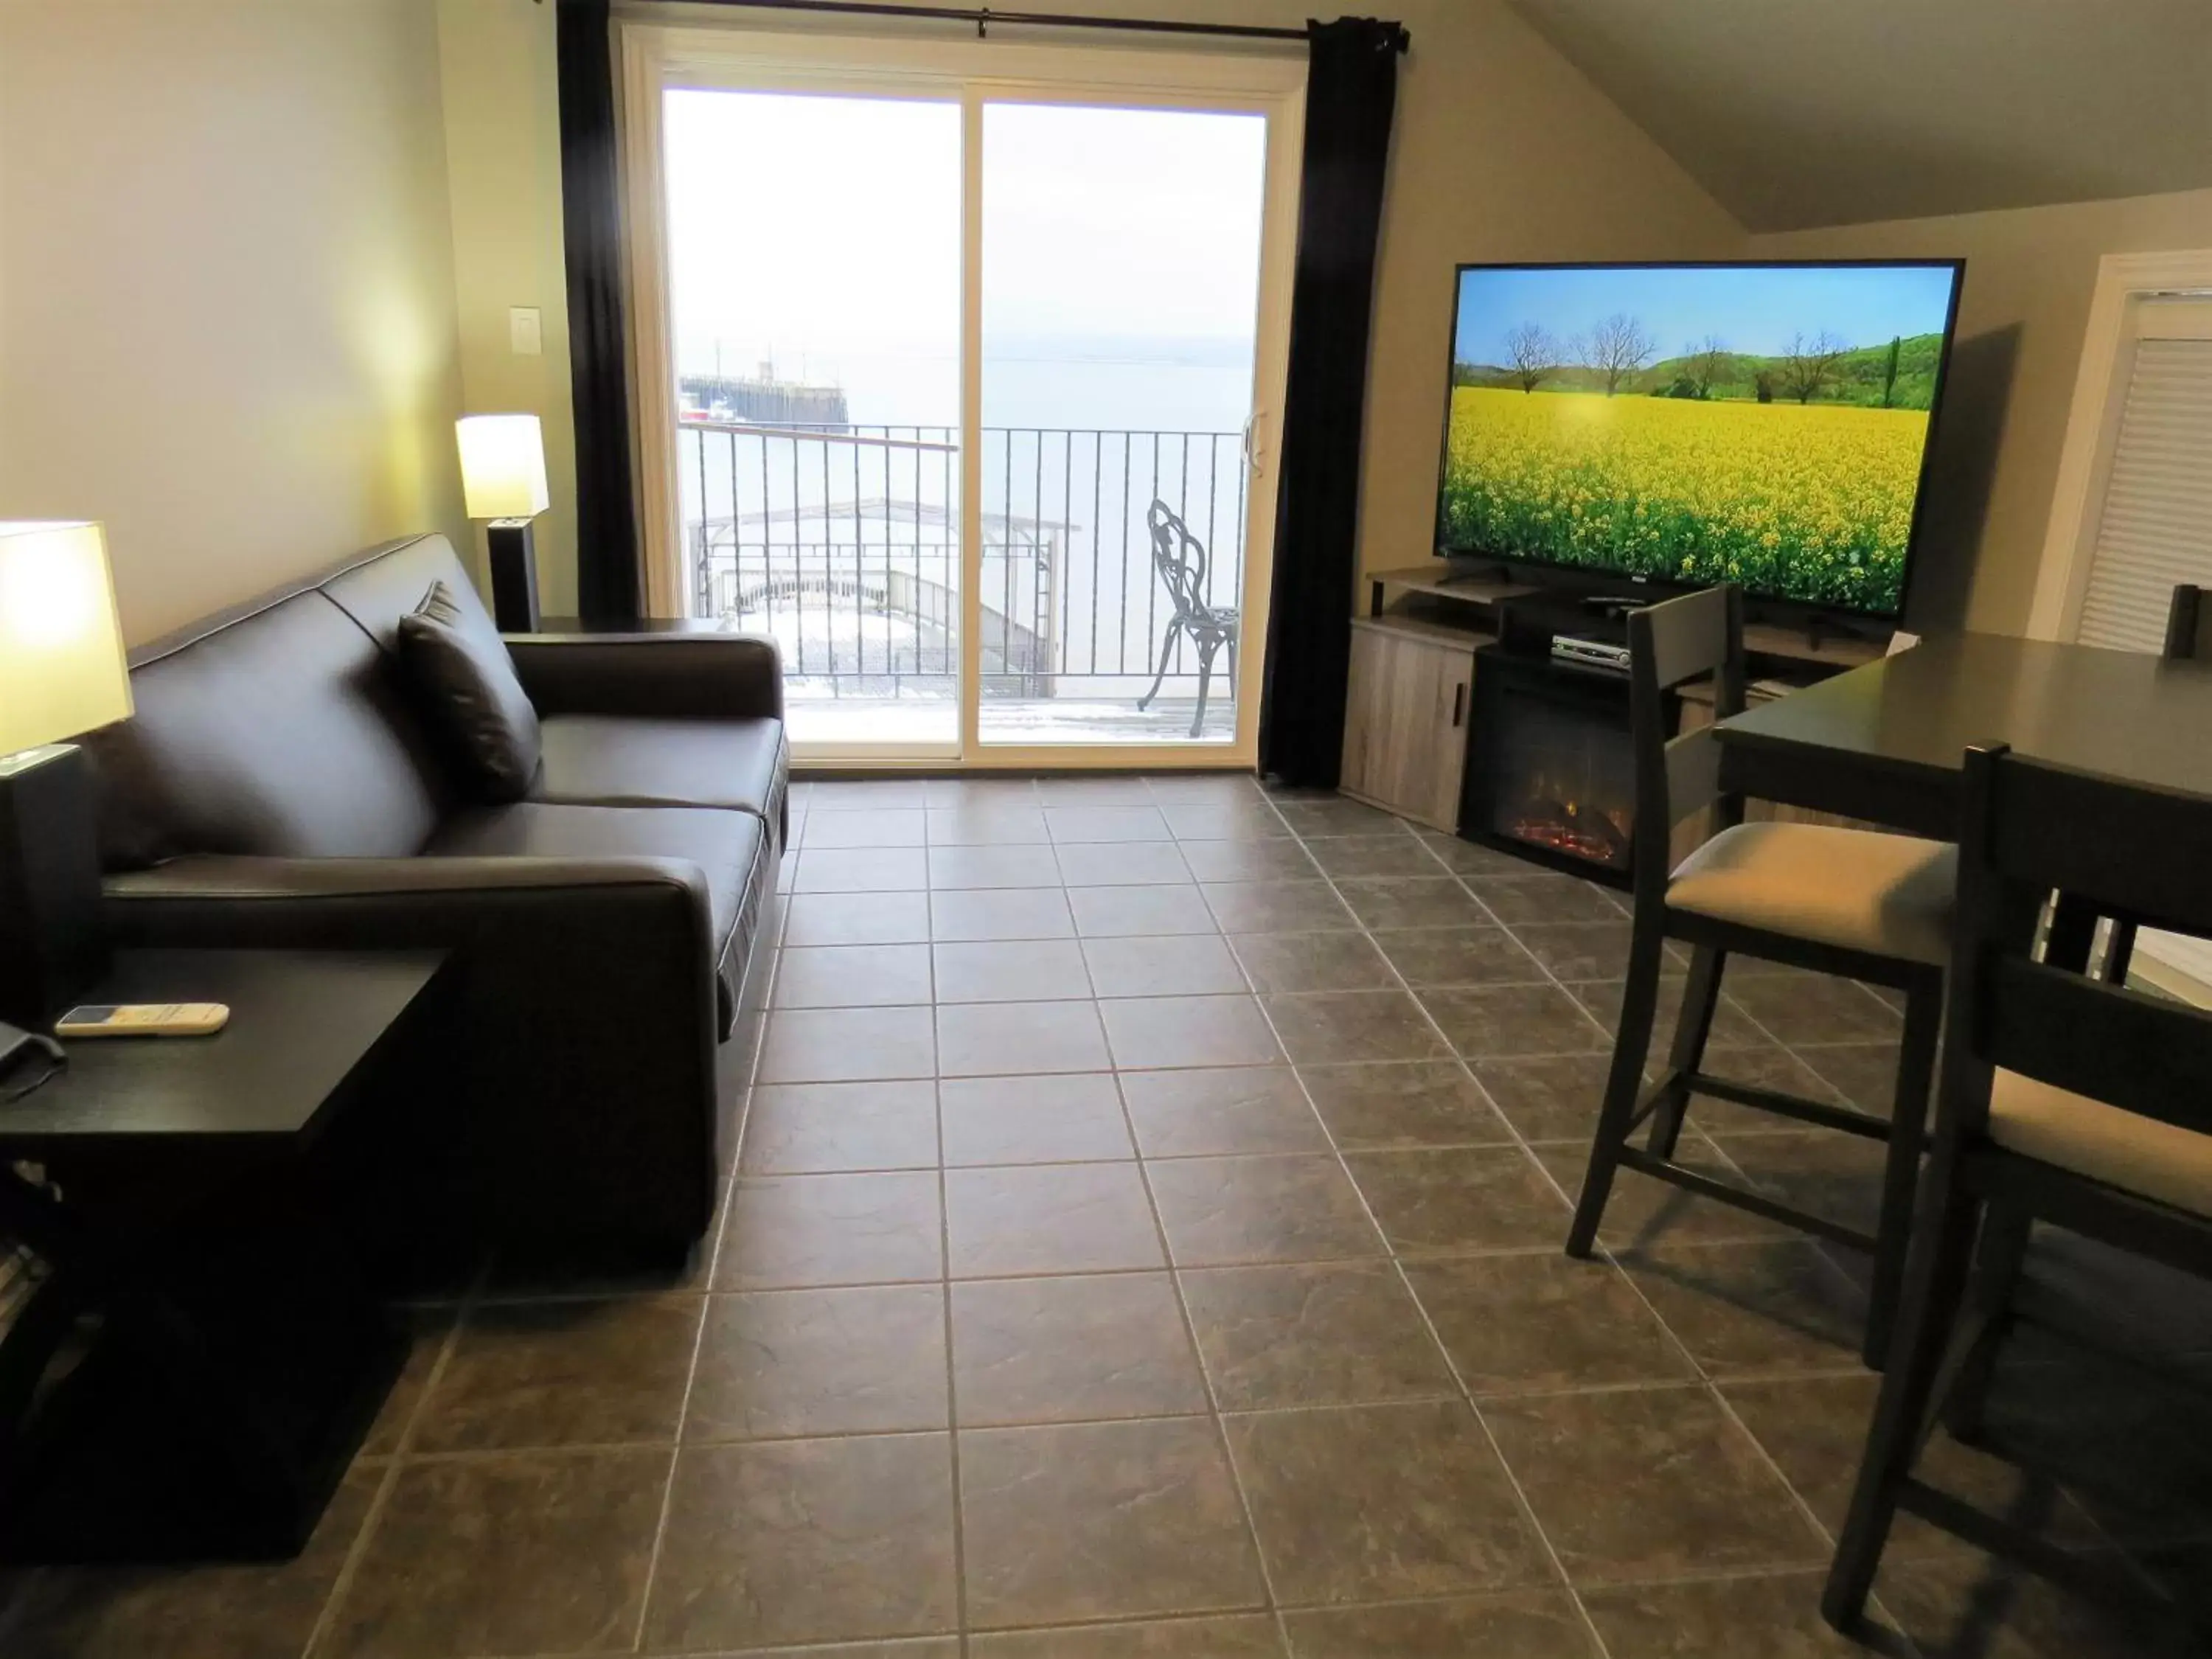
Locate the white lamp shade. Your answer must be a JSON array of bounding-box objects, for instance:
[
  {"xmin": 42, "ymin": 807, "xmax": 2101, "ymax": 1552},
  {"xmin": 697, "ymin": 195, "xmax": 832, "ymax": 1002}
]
[
  {"xmin": 0, "ymin": 521, "xmax": 133, "ymax": 757},
  {"xmin": 456, "ymin": 414, "xmax": 552, "ymax": 520}
]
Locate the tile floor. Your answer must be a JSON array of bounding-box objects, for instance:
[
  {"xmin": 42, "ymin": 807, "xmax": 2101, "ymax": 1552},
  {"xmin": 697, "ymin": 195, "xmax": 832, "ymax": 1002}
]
[{"xmin": 4, "ymin": 773, "xmax": 2209, "ymax": 1658}]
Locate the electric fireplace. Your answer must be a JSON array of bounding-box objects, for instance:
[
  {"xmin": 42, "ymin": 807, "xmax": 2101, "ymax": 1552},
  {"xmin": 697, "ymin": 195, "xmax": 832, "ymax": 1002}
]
[{"xmin": 1461, "ymin": 650, "xmax": 1644, "ymax": 883}]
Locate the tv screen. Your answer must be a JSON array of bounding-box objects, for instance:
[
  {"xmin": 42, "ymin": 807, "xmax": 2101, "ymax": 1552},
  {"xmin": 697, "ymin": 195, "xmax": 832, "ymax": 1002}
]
[{"xmin": 1434, "ymin": 260, "xmax": 1963, "ymax": 618}]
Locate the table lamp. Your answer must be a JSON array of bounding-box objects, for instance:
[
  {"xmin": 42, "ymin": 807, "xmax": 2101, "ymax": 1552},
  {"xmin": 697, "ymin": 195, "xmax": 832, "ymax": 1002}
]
[
  {"xmin": 456, "ymin": 414, "xmax": 551, "ymax": 633},
  {"xmin": 0, "ymin": 521, "xmax": 132, "ymax": 1030}
]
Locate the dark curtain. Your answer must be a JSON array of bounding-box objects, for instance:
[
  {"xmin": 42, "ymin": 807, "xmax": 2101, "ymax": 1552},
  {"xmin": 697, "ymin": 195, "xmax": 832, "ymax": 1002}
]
[
  {"xmin": 1256, "ymin": 16, "xmax": 1408, "ymax": 786},
  {"xmin": 556, "ymin": 0, "xmax": 642, "ymax": 627}
]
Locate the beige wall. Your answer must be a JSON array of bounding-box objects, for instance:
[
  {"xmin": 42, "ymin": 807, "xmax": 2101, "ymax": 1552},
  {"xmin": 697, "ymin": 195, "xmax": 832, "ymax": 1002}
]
[
  {"xmin": 435, "ymin": 0, "xmax": 1741, "ymax": 608},
  {"xmin": 0, "ymin": 0, "xmax": 469, "ymax": 644},
  {"xmin": 435, "ymin": 0, "xmax": 579, "ymax": 617},
  {"xmin": 1356, "ymin": 0, "xmax": 1743, "ymax": 572},
  {"xmin": 1753, "ymin": 187, "xmax": 2212, "ymax": 635}
]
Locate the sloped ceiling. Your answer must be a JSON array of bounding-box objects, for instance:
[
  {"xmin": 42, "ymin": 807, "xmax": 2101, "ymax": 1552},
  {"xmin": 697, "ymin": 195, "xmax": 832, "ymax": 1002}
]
[{"xmin": 1505, "ymin": 0, "xmax": 2212, "ymax": 231}]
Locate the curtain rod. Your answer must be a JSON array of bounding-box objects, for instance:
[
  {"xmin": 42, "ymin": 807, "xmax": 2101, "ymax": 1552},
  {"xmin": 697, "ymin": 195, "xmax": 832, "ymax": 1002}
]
[{"xmin": 625, "ymin": 0, "xmax": 1335, "ymax": 47}]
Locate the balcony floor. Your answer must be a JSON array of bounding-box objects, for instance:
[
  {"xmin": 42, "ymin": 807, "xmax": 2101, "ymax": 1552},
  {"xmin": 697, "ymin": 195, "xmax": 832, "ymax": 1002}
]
[{"xmin": 787, "ymin": 696, "xmax": 1235, "ymax": 748}]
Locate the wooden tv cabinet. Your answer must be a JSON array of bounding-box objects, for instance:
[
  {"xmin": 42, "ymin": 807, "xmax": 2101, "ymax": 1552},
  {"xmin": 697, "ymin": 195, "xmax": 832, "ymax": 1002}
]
[{"xmin": 1340, "ymin": 564, "xmax": 1886, "ymax": 836}]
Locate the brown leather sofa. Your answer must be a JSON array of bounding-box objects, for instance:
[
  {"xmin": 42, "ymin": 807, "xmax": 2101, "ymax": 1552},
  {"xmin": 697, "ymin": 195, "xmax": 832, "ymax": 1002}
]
[{"xmin": 83, "ymin": 533, "xmax": 786, "ymax": 1256}]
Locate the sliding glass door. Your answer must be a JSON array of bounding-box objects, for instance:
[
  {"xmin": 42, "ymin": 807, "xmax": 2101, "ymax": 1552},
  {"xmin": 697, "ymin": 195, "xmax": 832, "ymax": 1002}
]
[
  {"xmin": 662, "ymin": 88, "xmax": 965, "ymax": 752},
  {"xmin": 627, "ymin": 27, "xmax": 1302, "ymax": 768},
  {"xmin": 978, "ymin": 100, "xmax": 1270, "ymax": 750}
]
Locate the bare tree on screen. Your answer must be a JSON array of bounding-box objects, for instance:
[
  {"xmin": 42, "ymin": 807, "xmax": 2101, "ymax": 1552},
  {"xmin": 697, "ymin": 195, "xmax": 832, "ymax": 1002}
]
[
  {"xmin": 1503, "ymin": 322, "xmax": 1564, "ymax": 392},
  {"xmin": 1579, "ymin": 313, "xmax": 1657, "ymax": 396}
]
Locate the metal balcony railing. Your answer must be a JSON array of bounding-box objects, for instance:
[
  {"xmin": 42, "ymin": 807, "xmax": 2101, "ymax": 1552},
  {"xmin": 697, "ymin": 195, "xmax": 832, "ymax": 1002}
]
[{"xmin": 678, "ymin": 419, "xmax": 1248, "ymax": 707}]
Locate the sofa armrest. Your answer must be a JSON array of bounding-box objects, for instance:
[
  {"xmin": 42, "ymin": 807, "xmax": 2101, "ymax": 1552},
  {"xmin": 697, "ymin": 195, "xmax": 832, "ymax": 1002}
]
[
  {"xmin": 106, "ymin": 852, "xmax": 712, "ymax": 906},
  {"xmin": 505, "ymin": 631, "xmax": 784, "ymax": 721}
]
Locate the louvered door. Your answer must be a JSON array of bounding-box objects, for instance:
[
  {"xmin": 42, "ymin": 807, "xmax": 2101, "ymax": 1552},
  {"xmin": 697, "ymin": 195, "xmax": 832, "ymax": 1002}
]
[
  {"xmin": 2072, "ymin": 298, "xmax": 2212, "ymax": 650},
  {"xmin": 2068, "ymin": 295, "xmax": 2212, "ymax": 987}
]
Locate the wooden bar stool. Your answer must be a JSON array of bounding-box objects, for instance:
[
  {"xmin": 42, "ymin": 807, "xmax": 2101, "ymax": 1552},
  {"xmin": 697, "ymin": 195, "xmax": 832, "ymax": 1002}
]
[
  {"xmin": 1564, "ymin": 584, "xmax": 1955, "ymax": 1367},
  {"xmin": 1823, "ymin": 742, "xmax": 2212, "ymax": 1640}
]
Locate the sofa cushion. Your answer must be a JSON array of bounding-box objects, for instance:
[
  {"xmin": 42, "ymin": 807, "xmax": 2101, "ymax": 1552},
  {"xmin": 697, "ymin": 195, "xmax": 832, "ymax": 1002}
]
[
  {"xmin": 397, "ymin": 580, "xmax": 542, "ymax": 802},
  {"xmin": 532, "ymin": 714, "xmax": 787, "ymax": 826},
  {"xmin": 425, "ymin": 802, "xmax": 765, "ymax": 1032},
  {"xmin": 88, "ymin": 591, "xmax": 454, "ymax": 867}
]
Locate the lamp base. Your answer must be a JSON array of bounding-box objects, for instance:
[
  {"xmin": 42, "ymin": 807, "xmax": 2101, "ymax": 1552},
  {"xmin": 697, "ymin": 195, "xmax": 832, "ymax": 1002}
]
[
  {"xmin": 0, "ymin": 743, "xmax": 110, "ymax": 1032},
  {"xmin": 486, "ymin": 519, "xmax": 540, "ymax": 633}
]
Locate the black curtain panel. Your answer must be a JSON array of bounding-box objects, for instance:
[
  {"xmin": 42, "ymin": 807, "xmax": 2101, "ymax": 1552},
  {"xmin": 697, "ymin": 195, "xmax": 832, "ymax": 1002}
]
[
  {"xmin": 556, "ymin": 0, "xmax": 642, "ymax": 627},
  {"xmin": 1257, "ymin": 16, "xmax": 1408, "ymax": 787}
]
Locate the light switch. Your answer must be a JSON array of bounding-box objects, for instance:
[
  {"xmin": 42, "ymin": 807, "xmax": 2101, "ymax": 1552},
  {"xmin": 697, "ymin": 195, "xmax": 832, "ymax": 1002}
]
[{"xmin": 509, "ymin": 307, "xmax": 543, "ymax": 356}]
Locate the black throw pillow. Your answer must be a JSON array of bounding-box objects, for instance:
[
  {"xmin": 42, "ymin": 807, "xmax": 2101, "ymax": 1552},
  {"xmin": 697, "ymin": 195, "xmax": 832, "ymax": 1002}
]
[{"xmin": 396, "ymin": 580, "xmax": 542, "ymax": 801}]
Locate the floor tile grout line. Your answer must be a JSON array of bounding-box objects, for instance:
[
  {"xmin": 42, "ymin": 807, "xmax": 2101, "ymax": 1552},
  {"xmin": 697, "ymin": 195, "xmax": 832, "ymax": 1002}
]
[
  {"xmin": 918, "ymin": 906, "xmax": 981, "ymax": 1658},
  {"xmin": 301, "ymin": 1157, "xmax": 496, "ymax": 1656},
  {"xmin": 296, "ymin": 1458, "xmax": 403, "ymax": 1659},
  {"xmin": 933, "ymin": 1065, "xmax": 975, "ymax": 1652},
  {"xmin": 1234, "ymin": 801, "xmax": 1621, "ymax": 1659},
  {"xmin": 299, "ymin": 1301, "xmax": 474, "ymax": 1659},
  {"xmin": 484, "ymin": 782, "xmax": 2084, "ymax": 1656},
  {"xmin": 1276, "ymin": 805, "xmax": 1913, "ymax": 1650},
  {"xmin": 1110, "ymin": 1033, "xmax": 1296, "ymax": 1651},
  {"xmin": 1427, "ymin": 857, "xmax": 1919, "ymax": 1641},
  {"xmin": 1075, "ymin": 844, "xmax": 1297, "ymax": 1636},
  {"xmin": 1392, "ymin": 845, "xmax": 1929, "ymax": 1647},
  {"xmin": 626, "ymin": 879, "xmax": 788, "ymax": 1655}
]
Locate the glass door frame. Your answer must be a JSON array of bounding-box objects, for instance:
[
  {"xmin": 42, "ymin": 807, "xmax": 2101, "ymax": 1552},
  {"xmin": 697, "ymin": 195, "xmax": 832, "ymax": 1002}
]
[{"xmin": 621, "ymin": 21, "xmax": 1306, "ymax": 771}]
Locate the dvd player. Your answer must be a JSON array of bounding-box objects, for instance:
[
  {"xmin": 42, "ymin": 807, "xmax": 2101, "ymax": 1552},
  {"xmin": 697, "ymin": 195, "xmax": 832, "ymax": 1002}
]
[{"xmin": 1549, "ymin": 634, "xmax": 1632, "ymax": 672}]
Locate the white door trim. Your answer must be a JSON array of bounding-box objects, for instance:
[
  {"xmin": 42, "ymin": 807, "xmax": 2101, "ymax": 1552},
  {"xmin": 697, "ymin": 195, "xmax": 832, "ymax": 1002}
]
[
  {"xmin": 614, "ymin": 16, "xmax": 1306, "ymax": 768},
  {"xmin": 2025, "ymin": 247, "xmax": 2212, "ymax": 641}
]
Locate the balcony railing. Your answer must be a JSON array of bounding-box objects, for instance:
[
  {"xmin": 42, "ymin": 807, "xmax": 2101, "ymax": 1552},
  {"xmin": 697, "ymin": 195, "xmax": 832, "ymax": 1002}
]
[{"xmin": 678, "ymin": 419, "xmax": 1248, "ymax": 712}]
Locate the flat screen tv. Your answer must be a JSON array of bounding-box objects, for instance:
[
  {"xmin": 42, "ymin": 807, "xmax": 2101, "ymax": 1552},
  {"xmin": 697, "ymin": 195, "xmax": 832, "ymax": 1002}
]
[{"xmin": 1433, "ymin": 260, "xmax": 1964, "ymax": 619}]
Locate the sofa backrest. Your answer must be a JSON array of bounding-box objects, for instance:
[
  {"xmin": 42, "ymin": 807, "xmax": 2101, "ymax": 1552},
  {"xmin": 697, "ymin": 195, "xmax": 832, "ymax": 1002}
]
[
  {"xmin": 87, "ymin": 535, "xmax": 483, "ymax": 868},
  {"xmin": 321, "ymin": 531, "xmax": 501, "ymax": 650}
]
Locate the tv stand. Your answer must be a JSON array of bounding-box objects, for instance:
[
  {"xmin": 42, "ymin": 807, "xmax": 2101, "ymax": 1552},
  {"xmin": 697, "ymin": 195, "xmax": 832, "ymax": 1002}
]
[
  {"xmin": 1795, "ymin": 610, "xmax": 1886, "ymax": 655},
  {"xmin": 1581, "ymin": 595, "xmax": 1646, "ymax": 621},
  {"xmin": 1342, "ymin": 566, "xmax": 1891, "ymax": 837},
  {"xmin": 1364, "ymin": 563, "xmax": 1538, "ymax": 619}
]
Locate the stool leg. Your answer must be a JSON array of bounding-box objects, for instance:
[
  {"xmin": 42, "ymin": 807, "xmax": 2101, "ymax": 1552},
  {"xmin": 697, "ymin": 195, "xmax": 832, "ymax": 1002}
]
[
  {"xmin": 1648, "ymin": 945, "xmax": 1724, "ymax": 1161},
  {"xmin": 1566, "ymin": 928, "xmax": 1666, "ymax": 1259},
  {"xmin": 1944, "ymin": 1203, "xmax": 2032, "ymax": 1441},
  {"xmin": 1864, "ymin": 976, "xmax": 1941, "ymax": 1369},
  {"xmin": 1824, "ymin": 1178, "xmax": 1981, "ymax": 1632}
]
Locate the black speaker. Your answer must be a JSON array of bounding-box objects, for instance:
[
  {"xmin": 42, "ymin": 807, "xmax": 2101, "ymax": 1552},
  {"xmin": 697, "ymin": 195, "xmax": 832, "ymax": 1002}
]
[{"xmin": 0, "ymin": 742, "xmax": 109, "ymax": 1030}]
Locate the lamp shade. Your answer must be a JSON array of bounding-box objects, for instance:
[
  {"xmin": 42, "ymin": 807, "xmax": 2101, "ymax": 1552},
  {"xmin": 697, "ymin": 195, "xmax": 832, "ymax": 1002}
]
[
  {"xmin": 456, "ymin": 414, "xmax": 552, "ymax": 520},
  {"xmin": 0, "ymin": 521, "xmax": 133, "ymax": 757}
]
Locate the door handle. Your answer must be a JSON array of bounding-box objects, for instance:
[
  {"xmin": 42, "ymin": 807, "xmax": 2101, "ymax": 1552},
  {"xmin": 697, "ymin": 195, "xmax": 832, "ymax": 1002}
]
[
  {"xmin": 1242, "ymin": 411, "xmax": 1266, "ymax": 476},
  {"xmin": 1452, "ymin": 681, "xmax": 1467, "ymax": 728}
]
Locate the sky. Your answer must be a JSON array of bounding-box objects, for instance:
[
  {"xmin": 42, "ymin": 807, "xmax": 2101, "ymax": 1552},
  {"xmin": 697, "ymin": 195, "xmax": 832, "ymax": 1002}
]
[
  {"xmin": 663, "ymin": 90, "xmax": 1267, "ymax": 428},
  {"xmin": 1452, "ymin": 263, "xmax": 1961, "ymax": 367}
]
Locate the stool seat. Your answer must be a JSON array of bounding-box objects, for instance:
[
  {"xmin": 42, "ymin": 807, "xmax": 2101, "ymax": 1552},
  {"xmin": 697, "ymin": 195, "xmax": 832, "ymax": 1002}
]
[
  {"xmin": 1668, "ymin": 821, "xmax": 1957, "ymax": 966},
  {"xmin": 1989, "ymin": 1068, "xmax": 2212, "ymax": 1221}
]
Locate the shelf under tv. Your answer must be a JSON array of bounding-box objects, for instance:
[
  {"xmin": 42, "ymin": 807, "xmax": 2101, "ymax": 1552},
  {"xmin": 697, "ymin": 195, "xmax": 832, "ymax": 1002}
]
[{"xmin": 1360, "ymin": 563, "xmax": 1886, "ymax": 672}]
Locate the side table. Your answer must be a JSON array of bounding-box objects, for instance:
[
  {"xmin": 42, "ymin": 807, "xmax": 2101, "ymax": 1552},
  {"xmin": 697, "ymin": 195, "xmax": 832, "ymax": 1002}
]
[{"xmin": 0, "ymin": 948, "xmax": 448, "ymax": 1562}]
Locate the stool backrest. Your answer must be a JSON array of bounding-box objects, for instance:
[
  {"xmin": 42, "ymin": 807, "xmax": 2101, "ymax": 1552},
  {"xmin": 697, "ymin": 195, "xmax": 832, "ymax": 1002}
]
[
  {"xmin": 1625, "ymin": 583, "xmax": 1745, "ymax": 917},
  {"xmin": 2163, "ymin": 584, "xmax": 2212, "ymax": 661},
  {"xmin": 1944, "ymin": 742, "xmax": 2212, "ymax": 1150}
]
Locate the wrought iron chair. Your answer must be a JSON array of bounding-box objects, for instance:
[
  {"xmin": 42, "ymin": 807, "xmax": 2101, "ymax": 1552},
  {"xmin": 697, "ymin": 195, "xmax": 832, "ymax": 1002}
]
[{"xmin": 1137, "ymin": 500, "xmax": 1239, "ymax": 740}]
